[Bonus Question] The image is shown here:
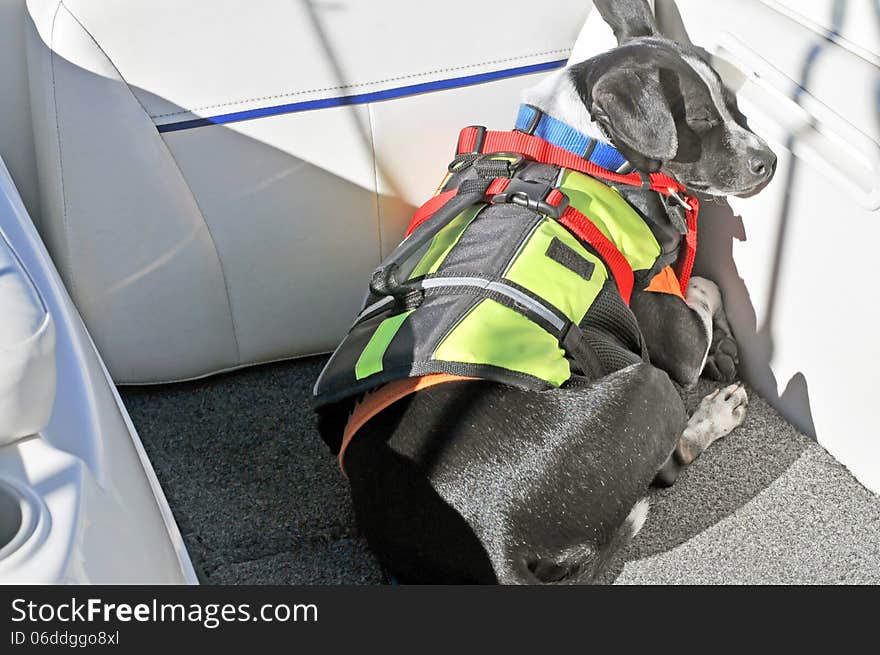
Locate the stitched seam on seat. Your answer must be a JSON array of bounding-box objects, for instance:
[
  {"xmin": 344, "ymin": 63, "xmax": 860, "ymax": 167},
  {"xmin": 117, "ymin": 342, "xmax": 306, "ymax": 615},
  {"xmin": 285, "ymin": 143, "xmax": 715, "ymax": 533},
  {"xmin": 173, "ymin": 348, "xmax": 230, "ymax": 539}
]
[
  {"xmin": 150, "ymin": 48, "xmax": 572, "ymax": 119},
  {"xmin": 58, "ymin": 1, "xmax": 242, "ymax": 363},
  {"xmin": 60, "ymin": 1, "xmax": 152, "ymax": 117},
  {"xmin": 48, "ymin": 1, "xmax": 77, "ymax": 302}
]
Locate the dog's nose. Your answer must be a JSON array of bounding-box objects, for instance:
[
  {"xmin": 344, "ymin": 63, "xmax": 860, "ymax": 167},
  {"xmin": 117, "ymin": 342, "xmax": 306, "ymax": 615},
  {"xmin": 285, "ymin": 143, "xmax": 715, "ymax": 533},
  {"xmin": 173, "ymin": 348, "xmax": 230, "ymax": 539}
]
[{"xmin": 748, "ymin": 150, "xmax": 777, "ymax": 181}]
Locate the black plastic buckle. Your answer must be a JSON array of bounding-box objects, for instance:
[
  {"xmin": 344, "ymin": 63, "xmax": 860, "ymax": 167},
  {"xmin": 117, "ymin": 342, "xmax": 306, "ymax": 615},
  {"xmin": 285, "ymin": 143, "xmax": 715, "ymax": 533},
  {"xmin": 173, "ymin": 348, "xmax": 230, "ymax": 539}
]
[{"xmin": 491, "ymin": 178, "xmax": 570, "ymax": 219}]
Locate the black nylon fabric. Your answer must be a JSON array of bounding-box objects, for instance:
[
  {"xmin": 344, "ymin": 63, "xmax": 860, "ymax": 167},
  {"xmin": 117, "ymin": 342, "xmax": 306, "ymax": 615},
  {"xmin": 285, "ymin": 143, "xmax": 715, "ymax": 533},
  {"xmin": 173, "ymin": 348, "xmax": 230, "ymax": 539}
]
[
  {"xmin": 574, "ymin": 279, "xmax": 649, "ymax": 376},
  {"xmin": 381, "ymin": 294, "xmax": 478, "ymax": 381},
  {"xmin": 435, "ymin": 162, "xmax": 558, "ymax": 277},
  {"xmin": 585, "ymin": 332, "xmax": 643, "ymax": 372},
  {"xmin": 314, "ymin": 293, "xmax": 482, "ymax": 407},
  {"xmin": 355, "ymin": 161, "xmax": 551, "ymax": 311},
  {"xmin": 582, "ymin": 280, "xmax": 645, "ymax": 355}
]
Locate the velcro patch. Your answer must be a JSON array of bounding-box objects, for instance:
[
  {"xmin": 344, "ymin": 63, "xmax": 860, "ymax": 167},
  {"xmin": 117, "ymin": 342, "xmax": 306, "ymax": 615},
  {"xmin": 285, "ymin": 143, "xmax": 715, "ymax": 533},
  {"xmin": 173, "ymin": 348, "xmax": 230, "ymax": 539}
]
[{"xmin": 545, "ymin": 237, "xmax": 595, "ymax": 281}]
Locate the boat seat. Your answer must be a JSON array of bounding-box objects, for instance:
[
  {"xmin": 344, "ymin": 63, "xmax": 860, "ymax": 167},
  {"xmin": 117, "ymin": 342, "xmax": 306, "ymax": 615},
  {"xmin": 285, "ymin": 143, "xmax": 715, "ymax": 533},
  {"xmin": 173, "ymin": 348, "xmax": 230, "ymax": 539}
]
[{"xmin": 24, "ymin": 0, "xmax": 591, "ymax": 383}]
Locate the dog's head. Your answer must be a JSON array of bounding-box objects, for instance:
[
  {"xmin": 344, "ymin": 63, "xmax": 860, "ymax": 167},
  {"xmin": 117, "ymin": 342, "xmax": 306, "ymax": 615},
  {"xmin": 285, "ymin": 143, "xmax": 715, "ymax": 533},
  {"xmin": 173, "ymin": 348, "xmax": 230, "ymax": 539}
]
[{"xmin": 570, "ymin": 0, "xmax": 776, "ymax": 196}]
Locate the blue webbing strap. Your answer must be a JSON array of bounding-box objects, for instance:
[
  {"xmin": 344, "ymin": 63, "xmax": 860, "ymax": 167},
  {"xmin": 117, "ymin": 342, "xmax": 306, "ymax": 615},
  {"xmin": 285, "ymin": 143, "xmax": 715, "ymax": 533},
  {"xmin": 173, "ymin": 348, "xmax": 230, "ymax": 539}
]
[{"xmin": 514, "ymin": 104, "xmax": 630, "ymax": 173}]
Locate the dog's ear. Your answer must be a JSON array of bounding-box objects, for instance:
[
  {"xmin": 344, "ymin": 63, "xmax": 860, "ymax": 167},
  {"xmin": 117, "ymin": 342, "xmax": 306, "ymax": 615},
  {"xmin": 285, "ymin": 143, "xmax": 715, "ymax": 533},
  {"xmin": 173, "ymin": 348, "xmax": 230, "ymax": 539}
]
[
  {"xmin": 591, "ymin": 67, "xmax": 678, "ymax": 167},
  {"xmin": 592, "ymin": 0, "xmax": 660, "ymax": 43}
]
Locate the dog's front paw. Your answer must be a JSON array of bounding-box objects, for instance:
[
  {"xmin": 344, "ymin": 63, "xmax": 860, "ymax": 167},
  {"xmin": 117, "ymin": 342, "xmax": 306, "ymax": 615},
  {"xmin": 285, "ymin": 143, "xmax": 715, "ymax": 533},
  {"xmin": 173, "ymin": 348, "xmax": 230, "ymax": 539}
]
[
  {"xmin": 693, "ymin": 382, "xmax": 748, "ymax": 435},
  {"xmin": 678, "ymin": 382, "xmax": 748, "ymax": 464}
]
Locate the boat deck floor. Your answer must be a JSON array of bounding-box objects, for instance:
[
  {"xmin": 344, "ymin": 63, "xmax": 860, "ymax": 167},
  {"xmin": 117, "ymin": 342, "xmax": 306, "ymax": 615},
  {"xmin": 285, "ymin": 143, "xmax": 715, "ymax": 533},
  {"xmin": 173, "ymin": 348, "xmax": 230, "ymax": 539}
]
[{"xmin": 121, "ymin": 357, "xmax": 880, "ymax": 584}]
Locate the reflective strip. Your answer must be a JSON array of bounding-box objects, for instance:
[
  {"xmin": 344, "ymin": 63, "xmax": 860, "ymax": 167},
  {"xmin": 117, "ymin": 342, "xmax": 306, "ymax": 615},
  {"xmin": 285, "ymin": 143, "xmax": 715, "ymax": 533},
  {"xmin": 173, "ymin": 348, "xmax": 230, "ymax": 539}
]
[{"xmin": 419, "ymin": 277, "xmax": 565, "ymax": 331}]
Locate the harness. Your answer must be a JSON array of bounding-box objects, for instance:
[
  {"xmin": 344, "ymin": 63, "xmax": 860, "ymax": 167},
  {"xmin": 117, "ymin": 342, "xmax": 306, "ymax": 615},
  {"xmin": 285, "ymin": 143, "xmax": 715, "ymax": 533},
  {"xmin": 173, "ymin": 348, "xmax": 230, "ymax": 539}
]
[{"xmin": 315, "ymin": 105, "xmax": 699, "ymax": 466}]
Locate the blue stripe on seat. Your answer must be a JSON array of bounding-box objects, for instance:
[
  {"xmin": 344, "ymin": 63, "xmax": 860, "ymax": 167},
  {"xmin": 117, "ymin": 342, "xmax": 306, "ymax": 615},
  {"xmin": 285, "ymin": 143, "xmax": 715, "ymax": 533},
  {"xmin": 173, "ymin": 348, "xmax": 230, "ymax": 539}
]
[{"xmin": 157, "ymin": 59, "xmax": 568, "ymax": 133}]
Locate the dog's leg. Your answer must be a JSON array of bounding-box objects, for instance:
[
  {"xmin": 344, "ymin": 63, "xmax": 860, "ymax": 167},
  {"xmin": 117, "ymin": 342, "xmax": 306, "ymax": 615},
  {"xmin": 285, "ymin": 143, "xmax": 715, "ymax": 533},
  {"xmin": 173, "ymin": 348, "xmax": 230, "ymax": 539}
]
[
  {"xmin": 653, "ymin": 279, "xmax": 748, "ymax": 487},
  {"xmin": 684, "ymin": 276, "xmax": 721, "ymax": 372},
  {"xmin": 686, "ymin": 277, "xmax": 739, "ymax": 382},
  {"xmin": 653, "ymin": 382, "xmax": 748, "ymax": 486},
  {"xmin": 631, "ymin": 276, "xmax": 732, "ymax": 387}
]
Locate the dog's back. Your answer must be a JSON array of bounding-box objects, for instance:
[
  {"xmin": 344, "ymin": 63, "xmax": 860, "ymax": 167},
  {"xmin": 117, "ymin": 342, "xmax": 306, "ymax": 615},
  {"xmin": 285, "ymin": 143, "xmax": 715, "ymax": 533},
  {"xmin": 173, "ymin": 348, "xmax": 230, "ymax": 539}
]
[{"xmin": 337, "ymin": 363, "xmax": 684, "ymax": 584}]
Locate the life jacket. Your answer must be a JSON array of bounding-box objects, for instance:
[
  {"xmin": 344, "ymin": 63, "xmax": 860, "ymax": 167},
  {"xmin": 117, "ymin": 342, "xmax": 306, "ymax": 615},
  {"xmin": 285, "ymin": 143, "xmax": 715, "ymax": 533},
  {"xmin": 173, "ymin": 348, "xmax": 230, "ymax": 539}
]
[{"xmin": 314, "ymin": 105, "xmax": 699, "ymax": 421}]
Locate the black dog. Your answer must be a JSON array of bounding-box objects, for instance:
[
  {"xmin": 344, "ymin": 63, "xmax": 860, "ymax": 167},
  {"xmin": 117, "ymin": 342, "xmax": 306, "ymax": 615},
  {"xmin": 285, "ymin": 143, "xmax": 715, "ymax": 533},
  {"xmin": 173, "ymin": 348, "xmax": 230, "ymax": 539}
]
[{"xmin": 317, "ymin": 0, "xmax": 776, "ymax": 584}]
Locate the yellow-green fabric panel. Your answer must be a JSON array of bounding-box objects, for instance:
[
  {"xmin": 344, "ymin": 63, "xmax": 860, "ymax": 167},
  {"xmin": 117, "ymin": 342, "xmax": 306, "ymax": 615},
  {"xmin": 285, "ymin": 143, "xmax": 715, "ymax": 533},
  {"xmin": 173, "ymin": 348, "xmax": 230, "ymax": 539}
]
[
  {"xmin": 433, "ymin": 299, "xmax": 569, "ymax": 386},
  {"xmin": 559, "ymin": 169, "xmax": 660, "ymax": 272},
  {"xmin": 355, "ymin": 310, "xmax": 414, "ymax": 380},
  {"xmin": 409, "ymin": 206, "xmax": 482, "ymax": 279},
  {"xmin": 503, "ymin": 218, "xmax": 606, "ymax": 324}
]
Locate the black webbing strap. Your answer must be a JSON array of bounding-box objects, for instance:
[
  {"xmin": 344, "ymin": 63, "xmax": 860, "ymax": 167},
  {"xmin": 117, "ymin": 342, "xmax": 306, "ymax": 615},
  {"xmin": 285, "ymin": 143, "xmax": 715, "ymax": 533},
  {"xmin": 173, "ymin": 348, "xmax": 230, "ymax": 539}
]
[
  {"xmin": 369, "ymin": 182, "xmax": 492, "ymax": 299},
  {"xmin": 560, "ymin": 321, "xmax": 605, "ymax": 379}
]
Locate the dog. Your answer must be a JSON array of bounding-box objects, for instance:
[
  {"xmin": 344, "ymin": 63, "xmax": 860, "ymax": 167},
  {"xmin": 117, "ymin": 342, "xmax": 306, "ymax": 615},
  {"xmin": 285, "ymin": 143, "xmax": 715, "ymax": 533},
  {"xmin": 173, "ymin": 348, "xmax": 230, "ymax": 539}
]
[{"xmin": 315, "ymin": 0, "xmax": 776, "ymax": 584}]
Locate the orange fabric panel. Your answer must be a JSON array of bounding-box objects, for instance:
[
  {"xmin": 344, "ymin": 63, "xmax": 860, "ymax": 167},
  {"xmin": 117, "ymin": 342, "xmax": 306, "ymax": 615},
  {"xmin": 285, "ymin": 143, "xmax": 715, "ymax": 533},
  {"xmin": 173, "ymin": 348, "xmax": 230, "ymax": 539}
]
[
  {"xmin": 645, "ymin": 265, "xmax": 685, "ymax": 299},
  {"xmin": 339, "ymin": 373, "xmax": 476, "ymax": 474}
]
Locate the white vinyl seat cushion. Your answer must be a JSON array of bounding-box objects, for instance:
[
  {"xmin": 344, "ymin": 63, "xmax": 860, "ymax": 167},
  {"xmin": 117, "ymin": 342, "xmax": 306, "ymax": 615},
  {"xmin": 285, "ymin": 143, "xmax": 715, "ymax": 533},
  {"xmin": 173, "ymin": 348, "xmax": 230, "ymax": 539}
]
[
  {"xmin": 0, "ymin": 229, "xmax": 55, "ymax": 444},
  {"xmin": 24, "ymin": 0, "xmax": 591, "ymax": 383}
]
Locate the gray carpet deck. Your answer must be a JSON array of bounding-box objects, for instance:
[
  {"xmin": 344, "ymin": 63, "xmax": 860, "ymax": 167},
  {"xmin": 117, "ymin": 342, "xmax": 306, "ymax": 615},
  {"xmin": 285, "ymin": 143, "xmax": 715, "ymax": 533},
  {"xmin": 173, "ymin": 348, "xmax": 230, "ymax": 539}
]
[{"xmin": 120, "ymin": 358, "xmax": 880, "ymax": 585}]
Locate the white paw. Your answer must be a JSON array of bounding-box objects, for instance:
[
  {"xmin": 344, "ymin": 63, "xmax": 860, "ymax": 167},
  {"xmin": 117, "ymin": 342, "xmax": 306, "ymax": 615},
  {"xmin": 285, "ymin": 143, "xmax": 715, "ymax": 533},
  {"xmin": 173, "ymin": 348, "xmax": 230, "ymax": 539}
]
[{"xmin": 692, "ymin": 382, "xmax": 748, "ymax": 438}]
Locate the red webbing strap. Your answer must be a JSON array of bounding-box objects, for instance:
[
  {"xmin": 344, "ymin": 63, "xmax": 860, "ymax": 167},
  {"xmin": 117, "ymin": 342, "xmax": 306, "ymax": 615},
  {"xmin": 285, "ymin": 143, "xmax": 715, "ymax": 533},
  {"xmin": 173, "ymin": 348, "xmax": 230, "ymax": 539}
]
[
  {"xmin": 457, "ymin": 126, "xmax": 483, "ymax": 154},
  {"xmin": 558, "ymin": 205, "xmax": 634, "ymax": 304},
  {"xmin": 404, "ymin": 178, "xmax": 510, "ymax": 238},
  {"xmin": 405, "ymin": 127, "xmax": 695, "ymax": 302},
  {"xmin": 458, "ymin": 126, "xmax": 700, "ymax": 298},
  {"xmin": 545, "ymin": 188, "xmax": 565, "ymax": 206},
  {"xmin": 485, "ymin": 177, "xmax": 511, "ymax": 196},
  {"xmin": 673, "ymin": 196, "xmax": 700, "ymax": 296},
  {"xmin": 403, "ymin": 173, "xmax": 634, "ymax": 302},
  {"xmin": 457, "ymin": 126, "xmax": 683, "ymax": 194}
]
